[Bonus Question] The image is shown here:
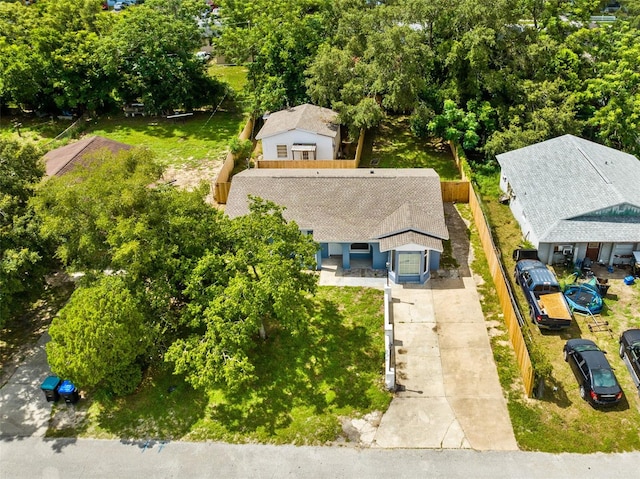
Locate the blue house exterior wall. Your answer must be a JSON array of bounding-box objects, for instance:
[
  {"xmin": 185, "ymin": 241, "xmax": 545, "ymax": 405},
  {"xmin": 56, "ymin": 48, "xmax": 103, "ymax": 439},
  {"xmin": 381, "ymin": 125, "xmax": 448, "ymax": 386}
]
[
  {"xmin": 372, "ymin": 243, "xmax": 388, "ymax": 269},
  {"xmin": 429, "ymin": 251, "xmax": 441, "ymax": 271}
]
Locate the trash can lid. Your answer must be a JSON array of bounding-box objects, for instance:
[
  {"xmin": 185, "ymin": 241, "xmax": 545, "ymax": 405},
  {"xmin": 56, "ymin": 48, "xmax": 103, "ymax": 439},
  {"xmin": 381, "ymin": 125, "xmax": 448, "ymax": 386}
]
[
  {"xmin": 57, "ymin": 380, "xmax": 76, "ymax": 394},
  {"xmin": 40, "ymin": 376, "xmax": 62, "ymax": 391}
]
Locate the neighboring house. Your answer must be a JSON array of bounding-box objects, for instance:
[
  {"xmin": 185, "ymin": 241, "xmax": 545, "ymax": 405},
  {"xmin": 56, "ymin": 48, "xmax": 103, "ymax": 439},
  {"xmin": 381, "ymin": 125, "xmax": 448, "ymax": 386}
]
[
  {"xmin": 44, "ymin": 136, "xmax": 133, "ymax": 177},
  {"xmin": 256, "ymin": 104, "xmax": 341, "ymax": 161},
  {"xmin": 497, "ymin": 134, "xmax": 640, "ymax": 266},
  {"xmin": 225, "ymin": 168, "xmax": 449, "ymax": 284}
]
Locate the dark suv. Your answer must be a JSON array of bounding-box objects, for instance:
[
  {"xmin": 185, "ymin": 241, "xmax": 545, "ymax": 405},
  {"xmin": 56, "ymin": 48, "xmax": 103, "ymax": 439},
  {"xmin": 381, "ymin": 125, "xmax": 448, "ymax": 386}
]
[
  {"xmin": 619, "ymin": 329, "xmax": 640, "ymax": 397},
  {"xmin": 563, "ymin": 339, "xmax": 623, "ymax": 407}
]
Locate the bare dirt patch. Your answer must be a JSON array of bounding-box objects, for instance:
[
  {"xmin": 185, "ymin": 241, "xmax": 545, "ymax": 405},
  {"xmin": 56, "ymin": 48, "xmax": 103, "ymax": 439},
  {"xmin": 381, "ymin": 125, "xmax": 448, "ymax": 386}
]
[{"xmin": 162, "ymin": 158, "xmax": 225, "ymax": 204}]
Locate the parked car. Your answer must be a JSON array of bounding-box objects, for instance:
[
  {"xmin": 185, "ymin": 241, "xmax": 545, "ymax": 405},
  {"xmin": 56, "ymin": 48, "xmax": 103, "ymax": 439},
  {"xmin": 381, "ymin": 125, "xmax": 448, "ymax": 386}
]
[
  {"xmin": 563, "ymin": 338, "xmax": 623, "ymax": 407},
  {"xmin": 619, "ymin": 329, "xmax": 640, "ymax": 396},
  {"xmin": 113, "ymin": 2, "xmax": 126, "ymax": 11}
]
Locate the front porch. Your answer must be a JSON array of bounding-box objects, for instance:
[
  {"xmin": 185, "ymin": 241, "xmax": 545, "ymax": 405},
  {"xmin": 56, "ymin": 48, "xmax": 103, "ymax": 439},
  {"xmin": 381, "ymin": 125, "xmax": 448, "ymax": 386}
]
[{"xmin": 318, "ymin": 257, "xmax": 388, "ymax": 288}]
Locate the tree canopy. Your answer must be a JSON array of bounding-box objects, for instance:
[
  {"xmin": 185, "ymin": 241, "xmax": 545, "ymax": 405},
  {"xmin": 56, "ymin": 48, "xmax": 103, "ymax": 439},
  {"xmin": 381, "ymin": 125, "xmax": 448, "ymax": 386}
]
[
  {"xmin": 0, "ymin": 0, "xmax": 226, "ymax": 114},
  {"xmin": 0, "ymin": 138, "xmax": 48, "ymax": 325},
  {"xmin": 167, "ymin": 197, "xmax": 318, "ymax": 390},
  {"xmin": 216, "ymin": 0, "xmax": 640, "ymax": 154},
  {"xmin": 36, "ymin": 148, "xmax": 318, "ymax": 394},
  {"xmin": 47, "ymin": 275, "xmax": 150, "ymax": 396}
]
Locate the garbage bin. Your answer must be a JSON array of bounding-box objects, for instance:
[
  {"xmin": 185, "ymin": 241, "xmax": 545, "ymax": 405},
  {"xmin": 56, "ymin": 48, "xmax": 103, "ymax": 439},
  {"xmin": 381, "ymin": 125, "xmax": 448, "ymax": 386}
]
[
  {"xmin": 40, "ymin": 376, "xmax": 62, "ymax": 402},
  {"xmin": 57, "ymin": 380, "xmax": 79, "ymax": 404}
]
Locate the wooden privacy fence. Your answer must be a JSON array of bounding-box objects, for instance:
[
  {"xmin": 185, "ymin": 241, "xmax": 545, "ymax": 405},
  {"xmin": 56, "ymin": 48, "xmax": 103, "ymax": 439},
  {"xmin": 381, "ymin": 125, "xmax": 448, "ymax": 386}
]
[
  {"xmin": 214, "ymin": 117, "xmax": 253, "ymax": 204},
  {"xmin": 467, "ymin": 182, "xmax": 535, "ymax": 396},
  {"xmin": 441, "ymin": 181, "xmax": 470, "ymax": 203}
]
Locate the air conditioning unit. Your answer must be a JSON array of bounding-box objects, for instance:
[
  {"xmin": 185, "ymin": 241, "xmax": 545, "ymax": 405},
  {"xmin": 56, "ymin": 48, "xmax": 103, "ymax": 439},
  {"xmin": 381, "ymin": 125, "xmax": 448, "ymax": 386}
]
[{"xmin": 561, "ymin": 245, "xmax": 573, "ymax": 256}]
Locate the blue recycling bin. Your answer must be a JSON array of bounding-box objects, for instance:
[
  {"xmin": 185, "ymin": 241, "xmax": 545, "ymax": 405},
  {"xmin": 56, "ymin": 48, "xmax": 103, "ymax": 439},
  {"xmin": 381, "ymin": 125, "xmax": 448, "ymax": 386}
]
[
  {"xmin": 57, "ymin": 380, "xmax": 80, "ymax": 404},
  {"xmin": 40, "ymin": 376, "xmax": 62, "ymax": 402}
]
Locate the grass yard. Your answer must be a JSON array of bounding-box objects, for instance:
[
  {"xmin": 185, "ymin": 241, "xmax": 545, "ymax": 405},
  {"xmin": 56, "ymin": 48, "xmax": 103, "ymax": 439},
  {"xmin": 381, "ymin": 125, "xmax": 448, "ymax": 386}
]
[
  {"xmin": 471, "ymin": 173, "xmax": 640, "ymax": 453},
  {"xmin": 84, "ymin": 110, "xmax": 246, "ymax": 168},
  {"xmin": 1, "ymin": 109, "xmax": 247, "ymax": 170},
  {"xmin": 209, "ymin": 64, "xmax": 249, "ymax": 94},
  {"xmin": 362, "ymin": 116, "xmax": 461, "ymax": 180},
  {"xmin": 46, "ymin": 286, "xmax": 392, "ymax": 444}
]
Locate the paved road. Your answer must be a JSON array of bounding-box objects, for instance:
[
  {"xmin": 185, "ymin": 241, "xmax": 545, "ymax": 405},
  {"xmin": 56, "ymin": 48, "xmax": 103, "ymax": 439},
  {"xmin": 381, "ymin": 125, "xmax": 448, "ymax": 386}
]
[{"xmin": 1, "ymin": 437, "xmax": 639, "ymax": 479}]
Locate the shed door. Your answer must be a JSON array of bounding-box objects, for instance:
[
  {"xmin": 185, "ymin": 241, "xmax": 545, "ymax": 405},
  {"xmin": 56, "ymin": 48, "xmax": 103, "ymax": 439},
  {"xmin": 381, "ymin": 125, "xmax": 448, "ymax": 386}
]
[{"xmin": 586, "ymin": 242, "xmax": 600, "ymax": 261}]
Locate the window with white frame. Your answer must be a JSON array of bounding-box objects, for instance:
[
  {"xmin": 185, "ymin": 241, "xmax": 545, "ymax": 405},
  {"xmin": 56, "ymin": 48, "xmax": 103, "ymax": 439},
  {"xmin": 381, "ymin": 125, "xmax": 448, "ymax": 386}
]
[
  {"xmin": 350, "ymin": 243, "xmax": 370, "ymax": 252},
  {"xmin": 276, "ymin": 145, "xmax": 287, "ymax": 158},
  {"xmin": 398, "ymin": 252, "xmax": 420, "ymax": 275}
]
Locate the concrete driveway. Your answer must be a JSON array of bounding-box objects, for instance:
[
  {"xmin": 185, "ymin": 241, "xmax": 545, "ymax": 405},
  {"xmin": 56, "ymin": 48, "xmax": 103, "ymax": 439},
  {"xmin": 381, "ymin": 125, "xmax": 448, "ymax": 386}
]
[
  {"xmin": 0, "ymin": 333, "xmax": 54, "ymax": 438},
  {"xmin": 372, "ymin": 276, "xmax": 517, "ymax": 450}
]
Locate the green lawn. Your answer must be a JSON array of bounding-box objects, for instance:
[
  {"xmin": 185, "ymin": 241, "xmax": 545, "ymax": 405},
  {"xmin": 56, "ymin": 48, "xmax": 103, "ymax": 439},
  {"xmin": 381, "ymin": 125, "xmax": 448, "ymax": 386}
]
[
  {"xmin": 1, "ymin": 64, "xmax": 250, "ymax": 168},
  {"xmin": 84, "ymin": 111, "xmax": 246, "ymax": 168},
  {"xmin": 469, "ymin": 173, "xmax": 640, "ymax": 453},
  {"xmin": 362, "ymin": 116, "xmax": 461, "ymax": 180},
  {"xmin": 47, "ymin": 286, "xmax": 392, "ymax": 444},
  {"xmin": 209, "ymin": 64, "xmax": 249, "ymax": 94},
  {"xmin": 0, "ymin": 109, "xmax": 246, "ymax": 169}
]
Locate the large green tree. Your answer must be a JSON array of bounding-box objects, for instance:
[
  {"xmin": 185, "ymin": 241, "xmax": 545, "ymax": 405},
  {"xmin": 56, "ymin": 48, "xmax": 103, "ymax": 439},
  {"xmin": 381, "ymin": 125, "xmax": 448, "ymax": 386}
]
[
  {"xmin": 98, "ymin": 0, "xmax": 226, "ymax": 113},
  {"xmin": 47, "ymin": 275, "xmax": 150, "ymax": 395},
  {"xmin": 32, "ymin": 148, "xmax": 230, "ymax": 347},
  {"xmin": 0, "ymin": 138, "xmax": 48, "ymax": 325},
  {"xmin": 166, "ymin": 198, "xmax": 319, "ymax": 391},
  {"xmin": 217, "ymin": 0, "xmax": 332, "ymax": 114},
  {"xmin": 578, "ymin": 25, "xmax": 640, "ymax": 155}
]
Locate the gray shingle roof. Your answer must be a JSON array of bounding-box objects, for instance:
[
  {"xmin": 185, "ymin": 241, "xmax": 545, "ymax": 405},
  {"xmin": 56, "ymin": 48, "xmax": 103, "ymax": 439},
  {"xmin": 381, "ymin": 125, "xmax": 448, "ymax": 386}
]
[
  {"xmin": 255, "ymin": 104, "xmax": 339, "ymax": 140},
  {"xmin": 225, "ymin": 169, "xmax": 449, "ymax": 246},
  {"xmin": 379, "ymin": 231, "xmax": 443, "ymax": 253},
  {"xmin": 497, "ymin": 135, "xmax": 640, "ymax": 243}
]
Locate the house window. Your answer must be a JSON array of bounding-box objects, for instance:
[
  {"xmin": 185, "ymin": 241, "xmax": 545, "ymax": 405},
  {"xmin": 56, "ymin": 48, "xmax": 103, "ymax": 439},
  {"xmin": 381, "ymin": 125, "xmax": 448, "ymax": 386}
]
[
  {"xmin": 302, "ymin": 151, "xmax": 310, "ymax": 160},
  {"xmin": 350, "ymin": 243, "xmax": 370, "ymax": 252},
  {"xmin": 398, "ymin": 252, "xmax": 420, "ymax": 275},
  {"xmin": 276, "ymin": 145, "xmax": 287, "ymax": 158}
]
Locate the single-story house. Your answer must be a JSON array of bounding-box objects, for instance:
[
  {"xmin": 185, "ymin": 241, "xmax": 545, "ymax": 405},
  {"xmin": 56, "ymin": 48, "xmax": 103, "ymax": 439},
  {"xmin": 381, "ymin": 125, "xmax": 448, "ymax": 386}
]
[
  {"xmin": 497, "ymin": 134, "xmax": 640, "ymax": 266},
  {"xmin": 256, "ymin": 104, "xmax": 341, "ymax": 161},
  {"xmin": 44, "ymin": 135, "xmax": 133, "ymax": 177},
  {"xmin": 225, "ymin": 168, "xmax": 449, "ymax": 284}
]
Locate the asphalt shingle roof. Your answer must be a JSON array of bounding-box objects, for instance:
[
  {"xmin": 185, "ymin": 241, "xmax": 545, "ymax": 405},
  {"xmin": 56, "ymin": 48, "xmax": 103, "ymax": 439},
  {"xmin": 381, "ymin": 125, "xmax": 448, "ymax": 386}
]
[
  {"xmin": 255, "ymin": 104, "xmax": 339, "ymax": 140},
  {"xmin": 225, "ymin": 169, "xmax": 449, "ymax": 247},
  {"xmin": 44, "ymin": 136, "xmax": 133, "ymax": 176},
  {"xmin": 496, "ymin": 135, "xmax": 640, "ymax": 243}
]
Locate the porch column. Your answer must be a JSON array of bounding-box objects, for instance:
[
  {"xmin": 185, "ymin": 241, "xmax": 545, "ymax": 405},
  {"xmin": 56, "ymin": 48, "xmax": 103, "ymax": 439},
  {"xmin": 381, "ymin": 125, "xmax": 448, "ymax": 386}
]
[{"xmin": 341, "ymin": 243, "xmax": 351, "ymax": 269}]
